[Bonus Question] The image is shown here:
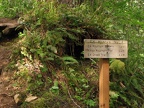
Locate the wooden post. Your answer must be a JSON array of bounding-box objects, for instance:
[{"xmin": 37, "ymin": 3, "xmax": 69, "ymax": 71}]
[{"xmin": 99, "ymin": 58, "xmax": 109, "ymax": 108}]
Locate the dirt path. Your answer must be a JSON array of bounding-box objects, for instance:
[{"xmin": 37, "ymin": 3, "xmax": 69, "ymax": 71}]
[{"xmin": 0, "ymin": 42, "xmax": 18, "ymax": 108}]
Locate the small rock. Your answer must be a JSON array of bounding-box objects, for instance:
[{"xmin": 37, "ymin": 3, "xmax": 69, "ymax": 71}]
[
  {"xmin": 14, "ymin": 94, "xmax": 20, "ymax": 103},
  {"xmin": 25, "ymin": 95, "xmax": 38, "ymax": 102},
  {"xmin": 14, "ymin": 94, "xmax": 22, "ymax": 105}
]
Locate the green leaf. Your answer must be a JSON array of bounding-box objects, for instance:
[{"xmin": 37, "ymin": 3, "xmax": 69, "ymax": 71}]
[
  {"xmin": 38, "ymin": 74, "xmax": 42, "ymax": 78},
  {"xmin": 84, "ymin": 99, "xmax": 96, "ymax": 107},
  {"xmin": 62, "ymin": 56, "xmax": 78, "ymax": 65},
  {"xmin": 110, "ymin": 91, "xmax": 119, "ymax": 99}
]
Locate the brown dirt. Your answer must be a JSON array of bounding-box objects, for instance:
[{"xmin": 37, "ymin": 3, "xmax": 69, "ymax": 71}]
[{"xmin": 0, "ymin": 42, "xmax": 18, "ymax": 108}]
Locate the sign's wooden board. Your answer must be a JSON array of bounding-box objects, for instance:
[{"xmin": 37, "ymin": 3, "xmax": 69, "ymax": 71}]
[{"xmin": 84, "ymin": 39, "xmax": 128, "ymax": 58}]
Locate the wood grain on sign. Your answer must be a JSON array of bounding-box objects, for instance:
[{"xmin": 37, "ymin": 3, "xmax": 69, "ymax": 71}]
[{"xmin": 84, "ymin": 39, "xmax": 128, "ymax": 58}]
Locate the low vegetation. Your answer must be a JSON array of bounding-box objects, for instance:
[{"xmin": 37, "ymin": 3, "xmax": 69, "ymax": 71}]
[{"xmin": 0, "ymin": 0, "xmax": 144, "ymax": 107}]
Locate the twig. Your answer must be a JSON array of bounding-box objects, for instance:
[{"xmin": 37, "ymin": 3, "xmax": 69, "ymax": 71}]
[{"xmin": 68, "ymin": 89, "xmax": 81, "ymax": 108}]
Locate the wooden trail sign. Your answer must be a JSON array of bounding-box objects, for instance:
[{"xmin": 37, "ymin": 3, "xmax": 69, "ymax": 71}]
[
  {"xmin": 84, "ymin": 39, "xmax": 128, "ymax": 58},
  {"xmin": 84, "ymin": 39, "xmax": 128, "ymax": 108}
]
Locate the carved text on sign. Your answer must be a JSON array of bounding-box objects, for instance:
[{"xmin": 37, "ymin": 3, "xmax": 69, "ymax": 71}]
[{"xmin": 84, "ymin": 39, "xmax": 128, "ymax": 58}]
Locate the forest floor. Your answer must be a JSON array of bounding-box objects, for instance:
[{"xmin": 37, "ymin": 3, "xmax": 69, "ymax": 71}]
[{"xmin": 0, "ymin": 41, "xmax": 18, "ymax": 108}]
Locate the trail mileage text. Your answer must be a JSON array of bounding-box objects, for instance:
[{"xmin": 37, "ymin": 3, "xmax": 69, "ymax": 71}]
[{"xmin": 84, "ymin": 39, "xmax": 128, "ymax": 58}]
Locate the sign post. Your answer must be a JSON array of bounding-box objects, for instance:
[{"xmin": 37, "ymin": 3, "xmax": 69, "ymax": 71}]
[
  {"xmin": 99, "ymin": 58, "xmax": 109, "ymax": 108},
  {"xmin": 84, "ymin": 39, "xmax": 128, "ymax": 108}
]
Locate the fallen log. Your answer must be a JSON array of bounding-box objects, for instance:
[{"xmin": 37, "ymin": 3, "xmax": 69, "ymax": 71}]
[{"xmin": 0, "ymin": 18, "xmax": 23, "ymax": 39}]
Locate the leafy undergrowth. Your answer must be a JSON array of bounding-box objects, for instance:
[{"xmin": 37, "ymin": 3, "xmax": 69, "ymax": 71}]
[
  {"xmin": 14, "ymin": 59, "xmax": 99, "ymax": 108},
  {"xmin": 4, "ymin": 1, "xmax": 103, "ymax": 107},
  {"xmin": 0, "ymin": 0, "xmax": 144, "ymax": 108}
]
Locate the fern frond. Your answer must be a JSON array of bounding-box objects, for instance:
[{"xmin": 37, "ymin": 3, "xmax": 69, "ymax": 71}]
[{"xmin": 62, "ymin": 56, "xmax": 78, "ymax": 65}]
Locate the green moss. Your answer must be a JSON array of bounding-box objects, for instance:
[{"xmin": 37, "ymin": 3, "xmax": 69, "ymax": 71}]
[
  {"xmin": 110, "ymin": 59, "xmax": 125, "ymax": 74},
  {"xmin": 28, "ymin": 98, "xmax": 46, "ymax": 108},
  {"xmin": 20, "ymin": 98, "xmax": 45, "ymax": 108},
  {"xmin": 21, "ymin": 92, "xmax": 74, "ymax": 108}
]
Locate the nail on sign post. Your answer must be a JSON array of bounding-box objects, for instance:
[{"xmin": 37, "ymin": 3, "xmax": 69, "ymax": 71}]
[{"xmin": 84, "ymin": 39, "xmax": 128, "ymax": 108}]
